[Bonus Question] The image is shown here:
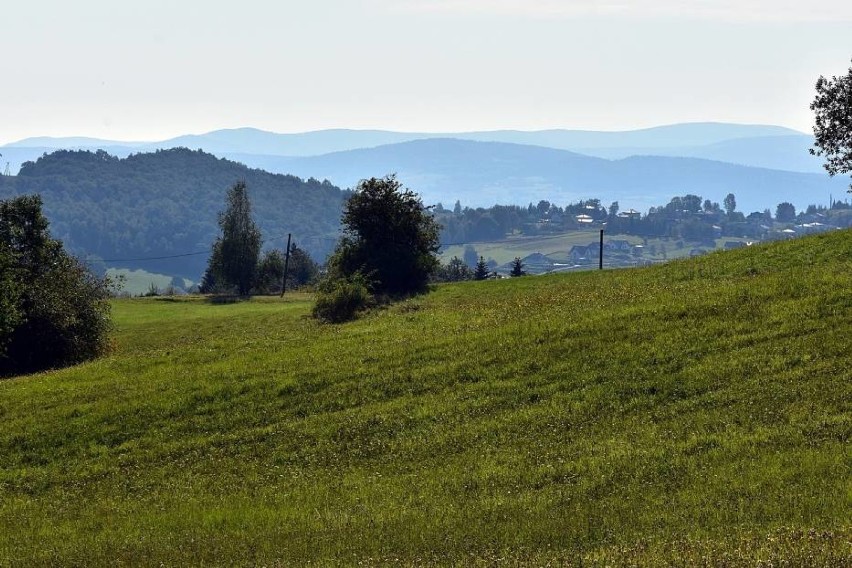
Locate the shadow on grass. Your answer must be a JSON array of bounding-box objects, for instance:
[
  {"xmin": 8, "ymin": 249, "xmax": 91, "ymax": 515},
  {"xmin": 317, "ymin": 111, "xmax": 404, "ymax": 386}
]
[{"xmin": 205, "ymin": 294, "xmax": 251, "ymax": 305}]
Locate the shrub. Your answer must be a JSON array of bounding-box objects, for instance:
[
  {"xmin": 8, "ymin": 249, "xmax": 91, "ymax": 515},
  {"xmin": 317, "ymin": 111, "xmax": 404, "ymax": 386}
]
[
  {"xmin": 329, "ymin": 175, "xmax": 440, "ymax": 297},
  {"xmin": 312, "ymin": 274, "xmax": 372, "ymax": 323},
  {"xmin": 142, "ymin": 282, "xmax": 160, "ymax": 297},
  {"xmin": 254, "ymin": 249, "xmax": 285, "ymax": 295},
  {"xmin": 0, "ymin": 195, "xmax": 111, "ymax": 377}
]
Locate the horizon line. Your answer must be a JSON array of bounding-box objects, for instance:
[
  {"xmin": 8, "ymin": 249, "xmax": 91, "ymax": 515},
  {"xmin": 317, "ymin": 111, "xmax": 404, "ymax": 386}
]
[{"xmin": 1, "ymin": 120, "xmax": 811, "ymax": 147}]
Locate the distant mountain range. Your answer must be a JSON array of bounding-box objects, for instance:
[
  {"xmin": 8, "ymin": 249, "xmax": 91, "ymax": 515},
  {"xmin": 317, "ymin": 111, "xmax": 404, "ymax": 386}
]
[
  {"xmin": 229, "ymin": 138, "xmax": 845, "ymax": 213},
  {"xmin": 1, "ymin": 122, "xmax": 842, "ymax": 213}
]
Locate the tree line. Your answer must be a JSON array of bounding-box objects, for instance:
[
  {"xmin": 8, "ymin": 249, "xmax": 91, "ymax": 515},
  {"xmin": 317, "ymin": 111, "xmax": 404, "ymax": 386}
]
[
  {"xmin": 0, "ymin": 148, "xmax": 347, "ymax": 279},
  {"xmin": 433, "ymin": 192, "xmax": 852, "ymax": 246}
]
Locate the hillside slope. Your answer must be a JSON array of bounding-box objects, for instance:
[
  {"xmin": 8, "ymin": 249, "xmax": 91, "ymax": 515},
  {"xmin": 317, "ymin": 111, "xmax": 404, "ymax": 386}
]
[
  {"xmin": 0, "ymin": 149, "xmax": 347, "ymax": 278},
  {"xmin": 0, "ymin": 231, "xmax": 850, "ymax": 564}
]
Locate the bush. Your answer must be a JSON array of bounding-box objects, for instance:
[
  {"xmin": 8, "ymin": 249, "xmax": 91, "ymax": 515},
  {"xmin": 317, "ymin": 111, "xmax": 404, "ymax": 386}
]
[
  {"xmin": 0, "ymin": 195, "xmax": 111, "ymax": 377},
  {"xmin": 312, "ymin": 274, "xmax": 372, "ymax": 323},
  {"xmin": 254, "ymin": 249, "xmax": 286, "ymax": 295},
  {"xmin": 329, "ymin": 175, "xmax": 440, "ymax": 297}
]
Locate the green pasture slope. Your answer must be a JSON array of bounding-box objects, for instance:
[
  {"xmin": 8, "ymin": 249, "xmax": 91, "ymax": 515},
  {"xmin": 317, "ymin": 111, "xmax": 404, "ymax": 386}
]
[{"xmin": 1, "ymin": 232, "xmax": 851, "ymax": 566}]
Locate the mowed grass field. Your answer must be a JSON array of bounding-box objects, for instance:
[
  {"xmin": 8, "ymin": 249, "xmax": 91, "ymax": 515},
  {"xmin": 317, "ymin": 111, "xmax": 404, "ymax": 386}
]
[{"xmin": 1, "ymin": 232, "xmax": 851, "ymax": 565}]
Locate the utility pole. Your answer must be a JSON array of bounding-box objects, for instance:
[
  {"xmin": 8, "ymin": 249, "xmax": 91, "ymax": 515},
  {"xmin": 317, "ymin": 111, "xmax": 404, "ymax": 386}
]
[
  {"xmin": 280, "ymin": 233, "xmax": 292, "ymax": 297},
  {"xmin": 599, "ymin": 229, "xmax": 604, "ymax": 270}
]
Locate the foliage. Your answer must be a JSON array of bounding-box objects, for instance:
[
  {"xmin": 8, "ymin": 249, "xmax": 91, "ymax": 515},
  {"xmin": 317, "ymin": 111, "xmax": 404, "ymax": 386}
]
[
  {"xmin": 509, "ymin": 256, "xmax": 526, "ymax": 276},
  {"xmin": 0, "ymin": 230, "xmax": 850, "ymax": 563},
  {"xmin": 311, "ymin": 272, "xmax": 372, "ymax": 323},
  {"xmin": 0, "ymin": 195, "xmax": 111, "ymax": 376},
  {"xmin": 474, "ymin": 255, "xmax": 490, "ymax": 280},
  {"xmin": 285, "ymin": 244, "xmax": 320, "ymax": 290},
  {"xmin": 776, "ymin": 201, "xmax": 797, "ymax": 223},
  {"xmin": 462, "ymin": 244, "xmax": 478, "ymax": 268},
  {"xmin": 810, "ymin": 58, "xmax": 852, "ymax": 191},
  {"xmin": 723, "ymin": 192, "xmax": 737, "ymax": 215},
  {"xmin": 254, "ymin": 249, "xmax": 285, "ymax": 295},
  {"xmin": 434, "ymin": 190, "xmax": 837, "ymax": 250},
  {"xmin": 0, "ymin": 244, "xmax": 21, "ymax": 353},
  {"xmin": 207, "ymin": 182, "xmax": 262, "ymax": 296},
  {"xmin": 328, "ymin": 175, "xmax": 440, "ymax": 296},
  {"xmin": 433, "ymin": 256, "xmax": 472, "ymax": 283},
  {"xmin": 198, "ymin": 266, "xmax": 217, "ymax": 294},
  {"xmin": 0, "ymin": 149, "xmax": 346, "ymax": 278},
  {"xmin": 142, "ymin": 282, "xmax": 160, "ymax": 297}
]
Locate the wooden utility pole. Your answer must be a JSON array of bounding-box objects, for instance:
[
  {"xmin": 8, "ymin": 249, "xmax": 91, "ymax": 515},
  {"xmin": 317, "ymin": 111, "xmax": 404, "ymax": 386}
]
[
  {"xmin": 599, "ymin": 229, "xmax": 604, "ymax": 270},
  {"xmin": 280, "ymin": 233, "xmax": 292, "ymax": 297}
]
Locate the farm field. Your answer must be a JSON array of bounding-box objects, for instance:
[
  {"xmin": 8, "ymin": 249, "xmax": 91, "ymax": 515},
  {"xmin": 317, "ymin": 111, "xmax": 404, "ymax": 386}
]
[
  {"xmin": 0, "ymin": 232, "xmax": 850, "ymax": 565},
  {"xmin": 439, "ymin": 230, "xmax": 753, "ymax": 268}
]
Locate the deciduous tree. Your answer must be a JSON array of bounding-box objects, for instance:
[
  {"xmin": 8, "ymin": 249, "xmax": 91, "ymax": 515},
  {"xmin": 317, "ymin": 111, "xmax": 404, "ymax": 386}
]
[
  {"xmin": 776, "ymin": 202, "xmax": 796, "ymax": 223},
  {"xmin": 328, "ymin": 175, "xmax": 440, "ymax": 296},
  {"xmin": 0, "ymin": 195, "xmax": 111, "ymax": 376},
  {"xmin": 207, "ymin": 181, "xmax": 261, "ymax": 296},
  {"xmin": 724, "ymin": 193, "xmax": 737, "ymax": 216},
  {"xmin": 285, "ymin": 244, "xmax": 320, "ymax": 289},
  {"xmin": 810, "ymin": 59, "xmax": 852, "ymax": 191}
]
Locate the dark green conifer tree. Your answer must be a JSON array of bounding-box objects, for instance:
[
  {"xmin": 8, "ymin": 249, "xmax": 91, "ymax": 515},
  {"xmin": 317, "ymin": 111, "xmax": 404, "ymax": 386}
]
[{"xmin": 474, "ymin": 256, "xmax": 490, "ymax": 280}]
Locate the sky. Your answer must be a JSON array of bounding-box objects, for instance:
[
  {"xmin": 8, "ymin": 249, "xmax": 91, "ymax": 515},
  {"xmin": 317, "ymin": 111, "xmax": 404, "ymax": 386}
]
[{"xmin": 1, "ymin": 0, "xmax": 850, "ymax": 144}]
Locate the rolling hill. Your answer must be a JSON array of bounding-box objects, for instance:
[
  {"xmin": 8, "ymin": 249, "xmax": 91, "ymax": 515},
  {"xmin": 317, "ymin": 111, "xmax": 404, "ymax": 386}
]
[
  {"xmin": 579, "ymin": 134, "xmax": 824, "ymax": 173},
  {"xmin": 0, "ymin": 230, "xmax": 849, "ymax": 564},
  {"xmin": 2, "ymin": 122, "xmax": 815, "ymax": 176},
  {"xmin": 4, "ymin": 122, "xmax": 802, "ymax": 155},
  {"xmin": 0, "ymin": 149, "xmax": 347, "ymax": 279},
  {"xmin": 235, "ymin": 138, "xmax": 847, "ymax": 212}
]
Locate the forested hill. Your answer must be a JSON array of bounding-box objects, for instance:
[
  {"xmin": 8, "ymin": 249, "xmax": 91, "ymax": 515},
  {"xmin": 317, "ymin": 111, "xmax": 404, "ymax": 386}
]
[{"xmin": 0, "ymin": 149, "xmax": 347, "ymax": 279}]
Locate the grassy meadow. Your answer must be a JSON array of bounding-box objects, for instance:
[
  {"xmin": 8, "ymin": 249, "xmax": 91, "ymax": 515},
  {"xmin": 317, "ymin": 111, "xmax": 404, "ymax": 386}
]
[{"xmin": 1, "ymin": 231, "xmax": 851, "ymax": 565}]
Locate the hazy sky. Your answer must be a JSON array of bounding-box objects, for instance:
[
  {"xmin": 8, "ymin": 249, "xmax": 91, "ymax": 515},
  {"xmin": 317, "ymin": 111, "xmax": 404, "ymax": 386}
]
[{"xmin": 2, "ymin": 0, "xmax": 850, "ymax": 143}]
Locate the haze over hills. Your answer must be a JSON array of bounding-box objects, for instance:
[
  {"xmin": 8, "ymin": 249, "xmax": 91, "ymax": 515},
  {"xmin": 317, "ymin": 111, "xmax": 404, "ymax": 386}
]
[
  {"xmin": 571, "ymin": 134, "xmax": 824, "ymax": 173},
  {"xmin": 2, "ymin": 122, "xmax": 817, "ymax": 173},
  {"xmin": 5, "ymin": 122, "xmax": 804, "ymax": 155},
  {"xmin": 224, "ymin": 138, "xmax": 845, "ymax": 213},
  {"xmin": 1, "ymin": 122, "xmax": 841, "ymax": 216}
]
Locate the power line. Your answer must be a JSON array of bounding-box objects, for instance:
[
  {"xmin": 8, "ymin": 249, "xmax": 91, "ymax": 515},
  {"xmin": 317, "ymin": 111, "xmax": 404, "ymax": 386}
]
[
  {"xmin": 80, "ymin": 233, "xmax": 295, "ymax": 264},
  {"xmin": 86, "ymin": 250, "xmax": 209, "ymax": 263},
  {"xmin": 79, "ymin": 228, "xmax": 722, "ymax": 265}
]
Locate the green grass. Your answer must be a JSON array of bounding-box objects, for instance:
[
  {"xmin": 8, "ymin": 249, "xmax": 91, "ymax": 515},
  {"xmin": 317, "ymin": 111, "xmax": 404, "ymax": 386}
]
[
  {"xmin": 107, "ymin": 267, "xmax": 193, "ymax": 296},
  {"xmin": 1, "ymin": 232, "xmax": 851, "ymax": 565}
]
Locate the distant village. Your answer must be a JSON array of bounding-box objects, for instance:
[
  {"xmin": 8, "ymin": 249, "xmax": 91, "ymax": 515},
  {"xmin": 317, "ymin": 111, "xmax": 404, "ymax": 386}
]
[{"xmin": 436, "ymin": 194, "xmax": 852, "ymax": 276}]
